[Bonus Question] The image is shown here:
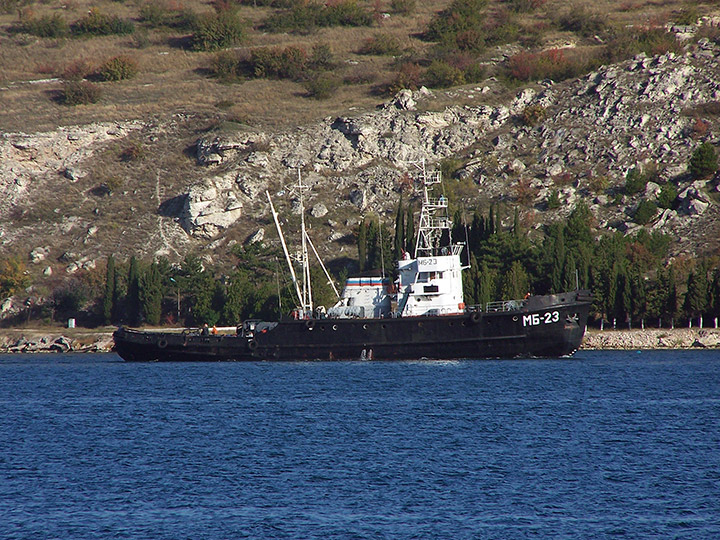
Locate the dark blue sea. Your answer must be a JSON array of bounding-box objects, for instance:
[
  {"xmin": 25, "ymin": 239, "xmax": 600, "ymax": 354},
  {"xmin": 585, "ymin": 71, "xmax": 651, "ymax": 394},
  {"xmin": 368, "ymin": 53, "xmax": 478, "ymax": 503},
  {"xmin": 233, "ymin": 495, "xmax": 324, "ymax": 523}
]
[{"xmin": 1, "ymin": 351, "xmax": 719, "ymax": 540}]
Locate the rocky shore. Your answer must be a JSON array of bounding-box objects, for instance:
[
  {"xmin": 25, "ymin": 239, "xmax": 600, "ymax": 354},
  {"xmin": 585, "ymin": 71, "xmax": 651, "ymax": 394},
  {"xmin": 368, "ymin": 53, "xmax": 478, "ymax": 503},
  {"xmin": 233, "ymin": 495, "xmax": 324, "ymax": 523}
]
[
  {"xmin": 0, "ymin": 328, "xmax": 115, "ymax": 354},
  {"xmin": 581, "ymin": 328, "xmax": 720, "ymax": 350},
  {"xmin": 1, "ymin": 327, "xmax": 719, "ymax": 355}
]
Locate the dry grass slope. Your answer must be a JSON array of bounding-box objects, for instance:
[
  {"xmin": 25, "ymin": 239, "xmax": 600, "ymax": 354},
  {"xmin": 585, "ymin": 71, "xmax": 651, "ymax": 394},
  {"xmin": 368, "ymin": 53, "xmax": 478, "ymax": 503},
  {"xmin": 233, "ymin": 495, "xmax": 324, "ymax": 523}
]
[{"xmin": 1, "ymin": 0, "xmax": 715, "ymax": 132}]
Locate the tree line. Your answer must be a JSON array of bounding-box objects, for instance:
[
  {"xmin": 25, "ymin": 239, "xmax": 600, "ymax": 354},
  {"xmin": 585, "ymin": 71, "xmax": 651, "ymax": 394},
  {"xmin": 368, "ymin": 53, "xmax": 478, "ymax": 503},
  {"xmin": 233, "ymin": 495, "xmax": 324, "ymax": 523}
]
[
  {"xmin": 2, "ymin": 197, "xmax": 720, "ymax": 329},
  {"xmin": 356, "ymin": 198, "xmax": 720, "ymax": 328}
]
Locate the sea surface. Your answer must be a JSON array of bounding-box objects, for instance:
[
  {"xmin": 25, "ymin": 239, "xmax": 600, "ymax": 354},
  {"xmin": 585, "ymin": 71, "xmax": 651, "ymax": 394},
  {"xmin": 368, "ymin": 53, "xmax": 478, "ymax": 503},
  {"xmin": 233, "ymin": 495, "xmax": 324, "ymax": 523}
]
[{"xmin": 1, "ymin": 350, "xmax": 719, "ymax": 540}]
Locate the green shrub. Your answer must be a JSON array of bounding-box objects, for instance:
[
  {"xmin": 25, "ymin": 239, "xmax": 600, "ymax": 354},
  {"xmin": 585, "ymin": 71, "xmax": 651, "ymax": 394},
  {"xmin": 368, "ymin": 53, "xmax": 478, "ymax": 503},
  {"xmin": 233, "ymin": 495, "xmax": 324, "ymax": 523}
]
[
  {"xmin": 98, "ymin": 55, "xmax": 138, "ymax": 81},
  {"xmin": 391, "ymin": 0, "xmax": 416, "ymax": 15},
  {"xmin": 72, "ymin": 9, "xmax": 134, "ymax": 36},
  {"xmin": 624, "ymin": 167, "xmax": 648, "ymax": 195},
  {"xmin": 119, "ymin": 141, "xmax": 145, "ymax": 162},
  {"xmin": 359, "ymin": 33, "xmax": 402, "ymax": 55},
  {"xmin": 425, "ymin": 0, "xmax": 488, "ymax": 51},
  {"xmin": 61, "ymin": 80, "xmax": 102, "ymax": 105},
  {"xmin": 546, "ymin": 189, "xmax": 561, "ymax": 209},
  {"xmin": 508, "ymin": 0, "xmax": 546, "ymax": 12},
  {"xmin": 634, "ymin": 200, "xmax": 657, "ymax": 225},
  {"xmin": 62, "ymin": 60, "xmax": 93, "ymax": 81},
  {"xmin": 657, "ymin": 182, "xmax": 678, "ymax": 209},
  {"xmin": 303, "ymin": 72, "xmax": 340, "ymax": 99},
  {"xmin": 424, "ymin": 59, "xmax": 465, "ymax": 88},
  {"xmin": 139, "ymin": 3, "xmax": 169, "ymax": 27},
  {"xmin": 264, "ymin": 1, "xmax": 373, "ymax": 32},
  {"xmin": 440, "ymin": 158, "xmax": 463, "ymax": 180},
  {"xmin": 519, "ymin": 104, "xmax": 546, "ymax": 126},
  {"xmin": 689, "ymin": 142, "xmax": 718, "ymax": 179},
  {"xmin": 238, "ymin": 0, "xmax": 295, "ymax": 5},
  {"xmin": 484, "ymin": 9, "xmax": 520, "ymax": 46},
  {"xmin": 386, "ymin": 62, "xmax": 421, "ymax": 94},
  {"xmin": 602, "ymin": 28, "xmax": 679, "ymax": 63},
  {"xmin": 190, "ymin": 10, "xmax": 245, "ymax": 51},
  {"xmin": 251, "ymin": 45, "xmax": 308, "ymax": 80},
  {"xmin": 211, "ymin": 50, "xmax": 243, "ymax": 81},
  {"xmin": 19, "ymin": 14, "xmax": 69, "ymax": 38},
  {"xmin": 675, "ymin": 7, "xmax": 699, "ymax": 25},
  {"xmin": 309, "ymin": 43, "xmax": 333, "ymax": 70},
  {"xmin": 555, "ymin": 6, "xmax": 607, "ymax": 37},
  {"xmin": 0, "ymin": 0, "xmax": 26, "ymax": 14}
]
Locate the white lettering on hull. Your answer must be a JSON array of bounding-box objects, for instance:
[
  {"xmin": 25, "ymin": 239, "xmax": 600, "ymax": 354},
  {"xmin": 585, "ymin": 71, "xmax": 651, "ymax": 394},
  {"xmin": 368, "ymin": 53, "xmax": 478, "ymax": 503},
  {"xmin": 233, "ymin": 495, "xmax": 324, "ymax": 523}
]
[{"xmin": 522, "ymin": 311, "xmax": 560, "ymax": 326}]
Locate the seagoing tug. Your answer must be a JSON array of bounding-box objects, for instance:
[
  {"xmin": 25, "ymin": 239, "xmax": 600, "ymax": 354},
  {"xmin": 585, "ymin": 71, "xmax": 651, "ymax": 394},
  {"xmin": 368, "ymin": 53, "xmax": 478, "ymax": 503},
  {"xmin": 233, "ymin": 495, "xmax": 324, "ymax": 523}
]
[{"xmin": 113, "ymin": 165, "xmax": 592, "ymax": 362}]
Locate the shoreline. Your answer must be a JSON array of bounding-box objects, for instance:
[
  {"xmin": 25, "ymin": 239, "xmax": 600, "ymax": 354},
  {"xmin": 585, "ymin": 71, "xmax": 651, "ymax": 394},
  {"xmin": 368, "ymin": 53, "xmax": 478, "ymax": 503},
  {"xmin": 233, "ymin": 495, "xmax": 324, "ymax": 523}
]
[
  {"xmin": 580, "ymin": 328, "xmax": 720, "ymax": 350},
  {"xmin": 0, "ymin": 327, "xmax": 719, "ymax": 354}
]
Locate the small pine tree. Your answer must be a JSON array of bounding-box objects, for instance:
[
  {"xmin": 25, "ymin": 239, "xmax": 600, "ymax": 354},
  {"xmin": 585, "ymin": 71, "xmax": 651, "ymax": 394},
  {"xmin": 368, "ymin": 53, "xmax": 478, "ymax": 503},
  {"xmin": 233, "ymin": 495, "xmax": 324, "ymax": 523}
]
[
  {"xmin": 689, "ymin": 142, "xmax": 718, "ymax": 179},
  {"xmin": 102, "ymin": 255, "xmax": 116, "ymax": 325}
]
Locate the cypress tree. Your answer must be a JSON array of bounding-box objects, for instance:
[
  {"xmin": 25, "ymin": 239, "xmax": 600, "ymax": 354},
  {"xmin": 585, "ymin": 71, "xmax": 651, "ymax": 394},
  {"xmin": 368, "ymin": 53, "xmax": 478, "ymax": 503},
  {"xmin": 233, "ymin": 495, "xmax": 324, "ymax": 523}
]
[
  {"xmin": 709, "ymin": 268, "xmax": 720, "ymax": 319},
  {"xmin": 394, "ymin": 196, "xmax": 405, "ymax": 260},
  {"xmin": 357, "ymin": 218, "xmax": 367, "ymax": 271},
  {"xmin": 512, "ymin": 207, "xmax": 520, "ymax": 239},
  {"xmin": 665, "ymin": 266, "xmax": 679, "ymax": 324},
  {"xmin": 102, "ymin": 255, "xmax": 116, "ymax": 325},
  {"xmin": 462, "ymin": 254, "xmax": 480, "ymax": 305},
  {"xmin": 562, "ymin": 253, "xmax": 577, "ymax": 291},
  {"xmin": 405, "ymin": 206, "xmax": 415, "ymax": 254},
  {"xmin": 606, "ymin": 261, "xmax": 619, "ymax": 322},
  {"xmin": 500, "ymin": 260, "xmax": 529, "ymax": 300},
  {"xmin": 140, "ymin": 261, "xmax": 163, "ymax": 326},
  {"xmin": 550, "ymin": 227, "xmax": 566, "ymax": 293},
  {"xmin": 565, "ymin": 202, "xmax": 593, "ymax": 249},
  {"xmin": 126, "ymin": 256, "xmax": 141, "ymax": 325},
  {"xmin": 684, "ymin": 265, "xmax": 708, "ymax": 322},
  {"xmin": 366, "ymin": 217, "xmax": 379, "ymax": 270},
  {"xmin": 488, "ymin": 205, "xmax": 496, "ymax": 237},
  {"xmin": 477, "ymin": 262, "xmax": 497, "ymax": 307}
]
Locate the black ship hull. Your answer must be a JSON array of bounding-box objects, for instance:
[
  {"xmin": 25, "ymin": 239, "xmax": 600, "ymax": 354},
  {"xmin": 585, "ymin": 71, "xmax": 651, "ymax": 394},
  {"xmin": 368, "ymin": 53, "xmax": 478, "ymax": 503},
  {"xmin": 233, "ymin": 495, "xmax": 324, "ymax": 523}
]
[{"xmin": 113, "ymin": 290, "xmax": 592, "ymax": 362}]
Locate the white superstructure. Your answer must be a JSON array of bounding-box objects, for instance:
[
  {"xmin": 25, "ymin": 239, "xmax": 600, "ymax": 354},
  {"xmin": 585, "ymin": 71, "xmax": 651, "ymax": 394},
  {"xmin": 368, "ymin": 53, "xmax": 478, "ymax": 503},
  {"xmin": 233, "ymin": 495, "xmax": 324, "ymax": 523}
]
[{"xmin": 329, "ymin": 164, "xmax": 468, "ymax": 319}]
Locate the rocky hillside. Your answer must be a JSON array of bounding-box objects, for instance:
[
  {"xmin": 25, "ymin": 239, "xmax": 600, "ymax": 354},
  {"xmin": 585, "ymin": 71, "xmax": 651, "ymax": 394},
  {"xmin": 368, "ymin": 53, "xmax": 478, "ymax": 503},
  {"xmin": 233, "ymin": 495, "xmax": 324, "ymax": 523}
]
[{"xmin": 2, "ymin": 37, "xmax": 720, "ymax": 312}]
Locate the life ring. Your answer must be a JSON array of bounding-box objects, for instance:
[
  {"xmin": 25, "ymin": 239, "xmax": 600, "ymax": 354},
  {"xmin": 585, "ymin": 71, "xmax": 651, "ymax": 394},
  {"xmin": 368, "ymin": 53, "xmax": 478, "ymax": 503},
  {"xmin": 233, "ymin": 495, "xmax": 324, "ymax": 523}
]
[
  {"xmin": 157, "ymin": 338, "xmax": 168, "ymax": 349},
  {"xmin": 470, "ymin": 312, "xmax": 481, "ymax": 323},
  {"xmin": 248, "ymin": 339, "xmax": 258, "ymax": 351},
  {"xmin": 305, "ymin": 319, "xmax": 315, "ymax": 330}
]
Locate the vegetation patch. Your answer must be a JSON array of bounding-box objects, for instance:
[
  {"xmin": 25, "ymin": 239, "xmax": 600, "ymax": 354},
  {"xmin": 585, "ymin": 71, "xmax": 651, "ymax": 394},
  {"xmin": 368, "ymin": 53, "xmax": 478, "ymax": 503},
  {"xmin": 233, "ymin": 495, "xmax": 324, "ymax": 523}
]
[
  {"xmin": 263, "ymin": 1, "xmax": 374, "ymax": 33},
  {"xmin": 98, "ymin": 55, "xmax": 138, "ymax": 82},
  {"xmin": 61, "ymin": 80, "xmax": 103, "ymax": 106},
  {"xmin": 189, "ymin": 10, "xmax": 245, "ymax": 51},
  {"xmin": 71, "ymin": 9, "xmax": 135, "ymax": 37}
]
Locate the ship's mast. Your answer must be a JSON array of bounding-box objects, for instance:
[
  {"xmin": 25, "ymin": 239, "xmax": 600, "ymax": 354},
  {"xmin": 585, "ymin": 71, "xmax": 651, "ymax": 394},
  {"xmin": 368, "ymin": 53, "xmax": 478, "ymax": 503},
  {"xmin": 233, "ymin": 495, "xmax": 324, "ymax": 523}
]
[
  {"xmin": 413, "ymin": 162, "xmax": 451, "ymax": 258},
  {"xmin": 295, "ymin": 170, "xmax": 313, "ymax": 315},
  {"xmin": 268, "ymin": 171, "xmax": 340, "ymax": 318}
]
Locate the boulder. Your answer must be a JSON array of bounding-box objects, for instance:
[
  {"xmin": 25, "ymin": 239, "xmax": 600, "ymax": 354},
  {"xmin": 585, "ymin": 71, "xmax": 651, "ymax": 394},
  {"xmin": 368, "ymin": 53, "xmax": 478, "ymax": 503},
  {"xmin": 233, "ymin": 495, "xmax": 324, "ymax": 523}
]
[
  {"xmin": 311, "ymin": 204, "xmax": 328, "ymax": 218},
  {"xmin": 180, "ymin": 175, "xmax": 243, "ymax": 237},
  {"xmin": 245, "ymin": 228, "xmax": 264, "ymax": 245},
  {"xmin": 349, "ymin": 189, "xmax": 366, "ymax": 209}
]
